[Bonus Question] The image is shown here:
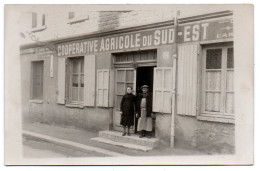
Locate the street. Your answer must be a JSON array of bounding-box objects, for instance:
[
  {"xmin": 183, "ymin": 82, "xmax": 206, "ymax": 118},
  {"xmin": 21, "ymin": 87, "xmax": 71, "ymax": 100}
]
[{"xmin": 23, "ymin": 137, "xmax": 107, "ymax": 158}]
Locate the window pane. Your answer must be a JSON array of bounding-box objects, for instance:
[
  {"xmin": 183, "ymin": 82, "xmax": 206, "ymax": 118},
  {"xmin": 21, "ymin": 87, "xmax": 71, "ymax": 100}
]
[
  {"xmin": 226, "ymin": 70, "xmax": 234, "ymax": 92},
  {"xmin": 72, "ymin": 74, "xmax": 79, "ymax": 87},
  {"xmin": 80, "ymin": 74, "xmax": 84, "ymax": 87},
  {"xmin": 134, "ymin": 53, "xmax": 141, "ymax": 61},
  {"xmin": 79, "ymin": 88, "xmax": 84, "ymax": 102},
  {"xmin": 32, "ymin": 61, "xmax": 43, "ymax": 99},
  {"xmin": 80, "ymin": 60, "xmax": 84, "ymax": 73},
  {"xmin": 73, "ymin": 60, "xmax": 80, "ymax": 73},
  {"xmin": 127, "ymin": 53, "xmax": 134, "ymax": 62},
  {"xmin": 206, "ymin": 49, "xmax": 222, "ymax": 69},
  {"xmin": 206, "ymin": 71, "xmax": 221, "ymax": 91},
  {"xmin": 68, "ymin": 12, "xmax": 75, "ymax": 19},
  {"xmin": 72, "ymin": 88, "xmax": 78, "ymax": 101},
  {"xmin": 147, "ymin": 51, "xmax": 155, "ymax": 60},
  {"xmin": 126, "ymin": 70, "xmax": 134, "ymax": 83},
  {"xmin": 227, "ymin": 48, "xmax": 234, "ymax": 69},
  {"xmin": 42, "ymin": 14, "xmax": 45, "ymax": 26},
  {"xmin": 116, "ymin": 70, "xmax": 125, "ymax": 82},
  {"xmin": 140, "ymin": 52, "xmax": 147, "ymax": 61},
  {"xmin": 205, "ymin": 92, "xmax": 221, "ymax": 112},
  {"xmin": 225, "ymin": 92, "xmax": 234, "ymax": 114},
  {"xmin": 32, "ymin": 12, "xmax": 37, "ymax": 28},
  {"xmin": 117, "ymin": 83, "xmax": 125, "ymax": 95},
  {"xmin": 121, "ymin": 54, "xmax": 127, "ymax": 62},
  {"xmin": 117, "ymin": 95, "xmax": 123, "ymax": 109}
]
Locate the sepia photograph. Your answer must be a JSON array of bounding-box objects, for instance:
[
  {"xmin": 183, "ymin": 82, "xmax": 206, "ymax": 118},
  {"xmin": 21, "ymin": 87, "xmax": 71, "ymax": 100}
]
[{"xmin": 4, "ymin": 3, "xmax": 254, "ymax": 165}]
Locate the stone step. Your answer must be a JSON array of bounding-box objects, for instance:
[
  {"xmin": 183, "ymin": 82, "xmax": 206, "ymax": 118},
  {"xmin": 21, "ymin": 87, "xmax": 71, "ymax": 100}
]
[
  {"xmin": 97, "ymin": 130, "xmax": 159, "ymax": 148},
  {"xmin": 91, "ymin": 137, "xmax": 153, "ymax": 152}
]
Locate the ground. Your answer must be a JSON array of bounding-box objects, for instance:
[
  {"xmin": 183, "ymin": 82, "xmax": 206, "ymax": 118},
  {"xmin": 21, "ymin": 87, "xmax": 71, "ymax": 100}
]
[{"xmin": 23, "ymin": 122, "xmax": 206, "ymax": 157}]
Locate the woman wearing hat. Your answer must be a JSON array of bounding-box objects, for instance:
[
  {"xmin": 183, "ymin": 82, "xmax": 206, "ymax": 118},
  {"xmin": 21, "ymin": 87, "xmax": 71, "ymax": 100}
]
[{"xmin": 136, "ymin": 85, "xmax": 153, "ymax": 138}]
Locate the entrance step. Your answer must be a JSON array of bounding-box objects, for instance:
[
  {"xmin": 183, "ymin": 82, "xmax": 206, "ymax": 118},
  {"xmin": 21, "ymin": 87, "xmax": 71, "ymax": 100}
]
[{"xmin": 91, "ymin": 130, "xmax": 159, "ymax": 152}]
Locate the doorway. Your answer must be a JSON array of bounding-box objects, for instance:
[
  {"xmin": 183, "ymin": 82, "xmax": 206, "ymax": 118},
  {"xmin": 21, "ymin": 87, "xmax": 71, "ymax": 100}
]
[
  {"xmin": 112, "ymin": 50, "xmax": 157, "ymax": 134},
  {"xmin": 135, "ymin": 66, "xmax": 155, "ymax": 134}
]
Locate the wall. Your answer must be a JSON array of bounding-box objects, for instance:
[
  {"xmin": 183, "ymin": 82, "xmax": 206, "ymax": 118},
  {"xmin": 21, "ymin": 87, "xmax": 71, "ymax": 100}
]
[
  {"xmin": 21, "ymin": 47, "xmax": 113, "ymax": 131},
  {"xmin": 20, "ymin": 10, "xmax": 175, "ymax": 45},
  {"xmin": 174, "ymin": 114, "xmax": 235, "ymax": 154}
]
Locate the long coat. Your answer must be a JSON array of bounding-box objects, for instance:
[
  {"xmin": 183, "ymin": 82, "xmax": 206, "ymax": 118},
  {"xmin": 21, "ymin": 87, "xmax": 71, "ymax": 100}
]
[
  {"xmin": 136, "ymin": 93, "xmax": 153, "ymax": 117},
  {"xmin": 120, "ymin": 93, "xmax": 136, "ymax": 127}
]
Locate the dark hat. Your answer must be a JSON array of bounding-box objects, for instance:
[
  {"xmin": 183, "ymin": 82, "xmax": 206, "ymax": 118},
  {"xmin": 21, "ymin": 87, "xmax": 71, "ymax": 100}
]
[{"xmin": 141, "ymin": 85, "xmax": 149, "ymax": 89}]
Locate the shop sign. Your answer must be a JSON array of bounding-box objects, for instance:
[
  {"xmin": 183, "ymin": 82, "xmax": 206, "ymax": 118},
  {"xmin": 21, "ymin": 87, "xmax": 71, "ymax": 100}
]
[
  {"xmin": 57, "ymin": 18, "xmax": 233, "ymax": 57},
  {"xmin": 37, "ymin": 47, "xmax": 53, "ymax": 58}
]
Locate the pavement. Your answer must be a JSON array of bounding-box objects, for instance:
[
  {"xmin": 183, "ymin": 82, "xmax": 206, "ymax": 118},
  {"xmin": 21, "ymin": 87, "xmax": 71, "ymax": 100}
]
[{"xmin": 23, "ymin": 122, "xmax": 206, "ymax": 157}]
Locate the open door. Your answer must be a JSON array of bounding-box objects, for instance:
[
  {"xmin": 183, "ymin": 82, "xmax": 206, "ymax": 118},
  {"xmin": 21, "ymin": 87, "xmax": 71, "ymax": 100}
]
[{"xmin": 113, "ymin": 68, "xmax": 136, "ymax": 133}]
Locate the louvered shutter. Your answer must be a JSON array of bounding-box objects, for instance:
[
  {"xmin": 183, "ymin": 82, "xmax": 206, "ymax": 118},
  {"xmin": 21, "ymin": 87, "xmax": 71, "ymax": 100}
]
[
  {"xmin": 96, "ymin": 69, "xmax": 110, "ymax": 107},
  {"xmin": 153, "ymin": 67, "xmax": 173, "ymax": 113},
  {"xmin": 84, "ymin": 55, "xmax": 96, "ymax": 106},
  {"xmin": 177, "ymin": 44, "xmax": 198, "ymax": 116}
]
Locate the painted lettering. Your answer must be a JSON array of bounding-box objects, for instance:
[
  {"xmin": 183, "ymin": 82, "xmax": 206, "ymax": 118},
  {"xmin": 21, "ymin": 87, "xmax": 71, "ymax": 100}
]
[
  {"xmin": 184, "ymin": 26, "xmax": 191, "ymax": 42},
  {"xmin": 201, "ymin": 23, "xmax": 209, "ymax": 40}
]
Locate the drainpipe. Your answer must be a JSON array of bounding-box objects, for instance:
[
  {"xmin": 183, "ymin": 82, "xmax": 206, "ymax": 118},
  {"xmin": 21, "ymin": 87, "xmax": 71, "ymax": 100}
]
[{"xmin": 170, "ymin": 10, "xmax": 180, "ymax": 148}]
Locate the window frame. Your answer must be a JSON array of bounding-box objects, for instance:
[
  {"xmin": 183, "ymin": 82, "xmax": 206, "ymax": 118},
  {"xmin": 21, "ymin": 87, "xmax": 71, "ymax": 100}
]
[
  {"xmin": 115, "ymin": 68, "xmax": 136, "ymax": 110},
  {"xmin": 30, "ymin": 60, "xmax": 44, "ymax": 101},
  {"xmin": 67, "ymin": 56, "xmax": 85, "ymax": 105},
  {"xmin": 30, "ymin": 12, "xmax": 47, "ymax": 32},
  {"xmin": 199, "ymin": 45, "xmax": 234, "ymax": 123}
]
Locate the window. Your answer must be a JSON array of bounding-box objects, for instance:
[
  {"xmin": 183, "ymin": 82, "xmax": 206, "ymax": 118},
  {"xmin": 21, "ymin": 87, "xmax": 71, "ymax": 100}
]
[
  {"xmin": 201, "ymin": 46, "xmax": 234, "ymax": 121},
  {"xmin": 68, "ymin": 12, "xmax": 75, "ymax": 19},
  {"xmin": 115, "ymin": 69, "xmax": 135, "ymax": 109},
  {"xmin": 69, "ymin": 57, "xmax": 84, "ymax": 104},
  {"xmin": 31, "ymin": 13, "xmax": 47, "ymax": 32},
  {"xmin": 67, "ymin": 12, "xmax": 89, "ymax": 24},
  {"xmin": 31, "ymin": 61, "xmax": 44, "ymax": 100},
  {"xmin": 32, "ymin": 12, "xmax": 37, "ymax": 28},
  {"xmin": 42, "ymin": 14, "xmax": 46, "ymax": 26}
]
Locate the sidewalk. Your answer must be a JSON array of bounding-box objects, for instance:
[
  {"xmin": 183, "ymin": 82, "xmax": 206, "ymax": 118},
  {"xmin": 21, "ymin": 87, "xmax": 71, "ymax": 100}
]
[{"xmin": 23, "ymin": 122, "xmax": 206, "ymax": 156}]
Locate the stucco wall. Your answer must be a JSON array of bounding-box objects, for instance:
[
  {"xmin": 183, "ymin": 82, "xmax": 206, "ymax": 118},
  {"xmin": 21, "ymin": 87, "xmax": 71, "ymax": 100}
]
[
  {"xmin": 174, "ymin": 114, "xmax": 235, "ymax": 154},
  {"xmin": 21, "ymin": 48, "xmax": 113, "ymax": 131}
]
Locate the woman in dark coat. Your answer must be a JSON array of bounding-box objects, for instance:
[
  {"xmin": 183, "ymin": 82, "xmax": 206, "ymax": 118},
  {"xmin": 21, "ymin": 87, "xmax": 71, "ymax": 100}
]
[
  {"xmin": 120, "ymin": 86, "xmax": 136, "ymax": 136},
  {"xmin": 136, "ymin": 85, "xmax": 153, "ymax": 138}
]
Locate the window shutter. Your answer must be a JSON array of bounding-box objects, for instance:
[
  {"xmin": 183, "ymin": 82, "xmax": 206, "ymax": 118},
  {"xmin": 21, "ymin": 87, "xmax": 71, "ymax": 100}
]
[
  {"xmin": 153, "ymin": 67, "xmax": 173, "ymax": 113},
  {"xmin": 96, "ymin": 69, "xmax": 110, "ymax": 107},
  {"xmin": 32, "ymin": 12, "xmax": 37, "ymax": 28},
  {"xmin": 57, "ymin": 57, "xmax": 66, "ymax": 104},
  {"xmin": 177, "ymin": 44, "xmax": 198, "ymax": 116},
  {"xmin": 84, "ymin": 55, "xmax": 96, "ymax": 106}
]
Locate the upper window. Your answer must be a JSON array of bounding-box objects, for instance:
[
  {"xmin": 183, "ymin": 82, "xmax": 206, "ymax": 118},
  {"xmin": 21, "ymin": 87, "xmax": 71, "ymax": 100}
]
[
  {"xmin": 31, "ymin": 13, "xmax": 47, "ymax": 32},
  {"xmin": 67, "ymin": 12, "xmax": 89, "ymax": 25},
  {"xmin": 31, "ymin": 61, "xmax": 44, "ymax": 100},
  {"xmin": 68, "ymin": 57, "xmax": 84, "ymax": 104},
  {"xmin": 202, "ymin": 46, "xmax": 234, "ymax": 121},
  {"xmin": 68, "ymin": 12, "xmax": 75, "ymax": 19}
]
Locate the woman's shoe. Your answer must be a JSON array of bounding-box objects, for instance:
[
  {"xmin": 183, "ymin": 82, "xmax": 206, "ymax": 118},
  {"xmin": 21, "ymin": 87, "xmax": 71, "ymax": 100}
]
[
  {"xmin": 127, "ymin": 132, "xmax": 131, "ymax": 136},
  {"xmin": 122, "ymin": 132, "xmax": 126, "ymax": 136}
]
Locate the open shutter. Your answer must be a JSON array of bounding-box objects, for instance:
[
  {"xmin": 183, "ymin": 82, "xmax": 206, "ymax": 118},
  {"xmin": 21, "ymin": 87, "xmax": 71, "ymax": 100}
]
[
  {"xmin": 177, "ymin": 44, "xmax": 198, "ymax": 116},
  {"xmin": 97, "ymin": 69, "xmax": 110, "ymax": 107},
  {"xmin": 84, "ymin": 55, "xmax": 96, "ymax": 106},
  {"xmin": 153, "ymin": 67, "xmax": 173, "ymax": 113},
  {"xmin": 57, "ymin": 57, "xmax": 66, "ymax": 104}
]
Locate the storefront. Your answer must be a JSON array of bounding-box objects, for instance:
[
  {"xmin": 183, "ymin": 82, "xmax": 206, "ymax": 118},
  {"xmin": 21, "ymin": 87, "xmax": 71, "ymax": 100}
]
[{"xmin": 21, "ymin": 10, "xmax": 234, "ymax": 152}]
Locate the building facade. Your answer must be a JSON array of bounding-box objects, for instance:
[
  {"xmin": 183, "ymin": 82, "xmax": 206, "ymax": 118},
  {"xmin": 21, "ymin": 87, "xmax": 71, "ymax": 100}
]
[{"xmin": 20, "ymin": 9, "xmax": 234, "ymax": 154}]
